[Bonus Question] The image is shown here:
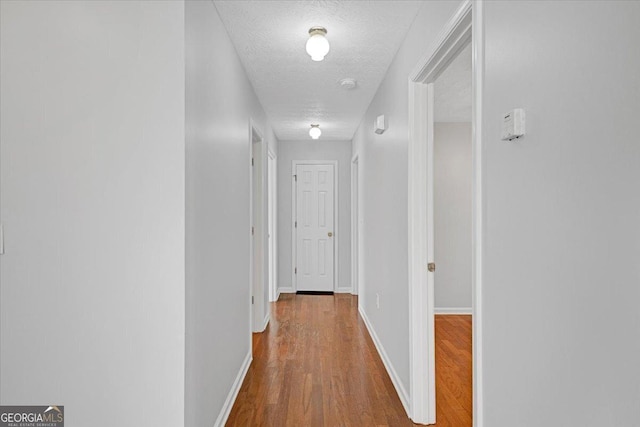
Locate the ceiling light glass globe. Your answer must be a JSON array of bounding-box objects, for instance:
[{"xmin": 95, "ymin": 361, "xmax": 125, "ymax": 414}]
[
  {"xmin": 309, "ymin": 126, "xmax": 322, "ymax": 139},
  {"xmin": 306, "ymin": 33, "xmax": 330, "ymax": 61}
]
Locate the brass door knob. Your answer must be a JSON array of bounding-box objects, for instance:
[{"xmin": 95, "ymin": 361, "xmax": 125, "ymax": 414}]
[
  {"xmin": 428, "ymin": 262, "xmax": 436, "ymax": 272},
  {"xmin": 328, "ymin": 232, "xmax": 333, "ymax": 237}
]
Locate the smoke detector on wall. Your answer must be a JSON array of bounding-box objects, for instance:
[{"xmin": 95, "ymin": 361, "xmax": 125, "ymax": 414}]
[{"xmin": 339, "ymin": 78, "xmax": 357, "ymax": 90}]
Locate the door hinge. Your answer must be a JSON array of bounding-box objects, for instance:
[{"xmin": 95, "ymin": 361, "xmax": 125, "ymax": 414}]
[
  {"xmin": 293, "ymin": 174, "xmax": 297, "ymax": 181},
  {"xmin": 295, "ymin": 221, "xmax": 297, "ymax": 228},
  {"xmin": 252, "ymin": 158, "xmax": 254, "ymax": 166},
  {"xmin": 294, "ymin": 267, "xmax": 297, "ymax": 274},
  {"xmin": 252, "ymin": 296, "xmax": 254, "ymax": 304},
  {"xmin": 251, "ymin": 226, "xmax": 255, "ymax": 235}
]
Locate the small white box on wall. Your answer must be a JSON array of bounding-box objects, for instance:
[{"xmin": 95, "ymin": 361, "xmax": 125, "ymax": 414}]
[
  {"xmin": 501, "ymin": 108, "xmax": 525, "ymax": 141},
  {"xmin": 374, "ymin": 115, "xmax": 387, "ymax": 134}
]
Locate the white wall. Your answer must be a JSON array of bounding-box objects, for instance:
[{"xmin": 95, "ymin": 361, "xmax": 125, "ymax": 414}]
[
  {"xmin": 185, "ymin": 1, "xmax": 276, "ymax": 425},
  {"xmin": 277, "ymin": 141, "xmax": 352, "ymax": 292},
  {"xmin": 481, "ymin": 1, "xmax": 640, "ymax": 425},
  {"xmin": 434, "ymin": 123, "xmax": 472, "ymax": 311},
  {"xmin": 351, "ymin": 0, "xmax": 460, "ymax": 396},
  {"xmin": 0, "ymin": 1, "xmax": 185, "ymax": 426}
]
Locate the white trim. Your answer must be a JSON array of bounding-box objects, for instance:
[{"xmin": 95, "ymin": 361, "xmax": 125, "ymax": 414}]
[
  {"xmin": 435, "ymin": 307, "xmax": 473, "ymax": 315},
  {"xmin": 248, "ymin": 120, "xmax": 255, "ymax": 347},
  {"xmin": 290, "ymin": 167, "xmax": 297, "ymax": 292},
  {"xmin": 407, "ymin": 0, "xmax": 483, "ymax": 425},
  {"xmin": 359, "ymin": 306, "xmax": 410, "ymax": 415},
  {"xmin": 291, "ymin": 160, "xmax": 339, "ymax": 293},
  {"xmin": 335, "ymin": 286, "xmax": 352, "ymax": 294},
  {"xmin": 213, "ymin": 350, "xmax": 252, "ymax": 427},
  {"xmin": 278, "ymin": 286, "xmax": 295, "ymax": 294},
  {"xmin": 409, "ymin": 1, "xmax": 472, "ymax": 83},
  {"xmin": 267, "ymin": 148, "xmax": 278, "ymax": 302},
  {"xmin": 471, "ymin": 2, "xmax": 485, "ymax": 426},
  {"xmin": 250, "ymin": 121, "xmax": 267, "ymax": 334},
  {"xmin": 258, "ymin": 312, "xmax": 270, "ymax": 332},
  {"xmin": 350, "ymin": 154, "xmax": 359, "ymax": 296}
]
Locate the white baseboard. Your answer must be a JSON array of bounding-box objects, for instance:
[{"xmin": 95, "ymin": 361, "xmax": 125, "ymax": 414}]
[
  {"xmin": 434, "ymin": 307, "xmax": 472, "ymax": 315},
  {"xmin": 358, "ymin": 306, "xmax": 410, "ymax": 416},
  {"xmin": 336, "ymin": 286, "xmax": 352, "ymax": 294},
  {"xmin": 261, "ymin": 312, "xmax": 270, "ymax": 331},
  {"xmin": 214, "ymin": 349, "xmax": 252, "ymax": 427},
  {"xmin": 278, "ymin": 286, "xmax": 295, "ymax": 295}
]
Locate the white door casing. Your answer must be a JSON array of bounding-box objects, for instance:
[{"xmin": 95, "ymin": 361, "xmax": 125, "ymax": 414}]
[
  {"xmin": 293, "ymin": 163, "xmax": 336, "ymax": 292},
  {"xmin": 267, "ymin": 149, "xmax": 277, "ymax": 302},
  {"xmin": 408, "ymin": 0, "xmax": 483, "ymax": 425},
  {"xmin": 250, "ymin": 121, "xmax": 268, "ymax": 333},
  {"xmin": 351, "ymin": 155, "xmax": 359, "ymax": 296}
]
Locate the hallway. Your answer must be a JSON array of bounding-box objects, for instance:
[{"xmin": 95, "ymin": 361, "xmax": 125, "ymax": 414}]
[{"xmin": 226, "ymin": 294, "xmax": 472, "ymax": 426}]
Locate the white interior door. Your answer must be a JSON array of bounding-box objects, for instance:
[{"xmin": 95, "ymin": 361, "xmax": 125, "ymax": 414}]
[{"xmin": 295, "ymin": 164, "xmax": 335, "ymax": 292}]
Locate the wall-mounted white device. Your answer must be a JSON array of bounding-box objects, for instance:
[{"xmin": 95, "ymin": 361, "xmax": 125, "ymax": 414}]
[
  {"xmin": 501, "ymin": 108, "xmax": 525, "ymax": 141},
  {"xmin": 374, "ymin": 115, "xmax": 387, "ymax": 134}
]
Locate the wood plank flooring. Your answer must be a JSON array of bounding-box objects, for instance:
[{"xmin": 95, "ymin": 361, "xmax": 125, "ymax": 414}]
[
  {"xmin": 226, "ymin": 294, "xmax": 471, "ymax": 426},
  {"xmin": 434, "ymin": 315, "xmax": 472, "ymax": 426}
]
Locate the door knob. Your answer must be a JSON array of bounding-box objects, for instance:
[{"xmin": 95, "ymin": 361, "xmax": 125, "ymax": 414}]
[
  {"xmin": 328, "ymin": 232, "xmax": 333, "ymax": 237},
  {"xmin": 428, "ymin": 262, "xmax": 436, "ymax": 272}
]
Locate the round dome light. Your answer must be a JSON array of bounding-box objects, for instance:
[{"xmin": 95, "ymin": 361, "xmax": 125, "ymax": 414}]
[
  {"xmin": 309, "ymin": 124, "xmax": 322, "ymax": 139},
  {"xmin": 305, "ymin": 27, "xmax": 330, "ymax": 61}
]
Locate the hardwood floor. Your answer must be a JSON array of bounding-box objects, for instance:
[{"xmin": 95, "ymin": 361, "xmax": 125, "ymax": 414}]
[
  {"xmin": 226, "ymin": 294, "xmax": 471, "ymax": 426},
  {"xmin": 434, "ymin": 315, "xmax": 472, "ymax": 426}
]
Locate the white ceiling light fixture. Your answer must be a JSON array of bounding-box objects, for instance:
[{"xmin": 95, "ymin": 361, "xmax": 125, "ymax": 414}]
[
  {"xmin": 309, "ymin": 124, "xmax": 322, "ymax": 139},
  {"xmin": 306, "ymin": 27, "xmax": 330, "ymax": 61}
]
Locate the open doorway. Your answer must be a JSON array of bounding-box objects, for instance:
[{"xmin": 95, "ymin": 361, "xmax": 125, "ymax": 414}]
[
  {"xmin": 408, "ymin": 1, "xmax": 482, "ymax": 425},
  {"xmin": 432, "ymin": 42, "xmax": 472, "ymax": 426}
]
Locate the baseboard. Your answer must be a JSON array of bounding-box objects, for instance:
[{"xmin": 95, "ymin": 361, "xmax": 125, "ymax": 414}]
[
  {"xmin": 358, "ymin": 306, "xmax": 410, "ymax": 416},
  {"xmin": 260, "ymin": 312, "xmax": 270, "ymax": 331},
  {"xmin": 278, "ymin": 286, "xmax": 295, "ymax": 295},
  {"xmin": 279, "ymin": 286, "xmax": 355, "ymax": 295},
  {"xmin": 213, "ymin": 349, "xmax": 252, "ymax": 427},
  {"xmin": 434, "ymin": 307, "xmax": 472, "ymax": 315}
]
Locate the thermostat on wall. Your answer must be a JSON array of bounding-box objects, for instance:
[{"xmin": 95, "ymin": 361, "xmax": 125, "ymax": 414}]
[{"xmin": 501, "ymin": 108, "xmax": 525, "ymax": 141}]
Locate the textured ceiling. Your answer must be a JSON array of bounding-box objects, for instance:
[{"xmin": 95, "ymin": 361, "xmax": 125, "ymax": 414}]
[
  {"xmin": 214, "ymin": 0, "xmax": 425, "ymax": 141},
  {"xmin": 434, "ymin": 43, "xmax": 472, "ymax": 122}
]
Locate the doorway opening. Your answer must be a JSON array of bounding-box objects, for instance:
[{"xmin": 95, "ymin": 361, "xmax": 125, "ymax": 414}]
[
  {"xmin": 432, "ymin": 40, "xmax": 473, "ymax": 427},
  {"xmin": 408, "ymin": 1, "xmax": 483, "ymax": 425}
]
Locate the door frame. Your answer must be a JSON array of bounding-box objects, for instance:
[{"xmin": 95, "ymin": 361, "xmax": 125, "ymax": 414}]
[
  {"xmin": 407, "ymin": 0, "xmax": 483, "ymax": 425},
  {"xmin": 350, "ymin": 154, "xmax": 359, "ymax": 296},
  {"xmin": 250, "ymin": 120, "xmax": 268, "ymax": 333},
  {"xmin": 267, "ymin": 147, "xmax": 278, "ymax": 302},
  {"xmin": 291, "ymin": 160, "xmax": 339, "ymax": 292}
]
